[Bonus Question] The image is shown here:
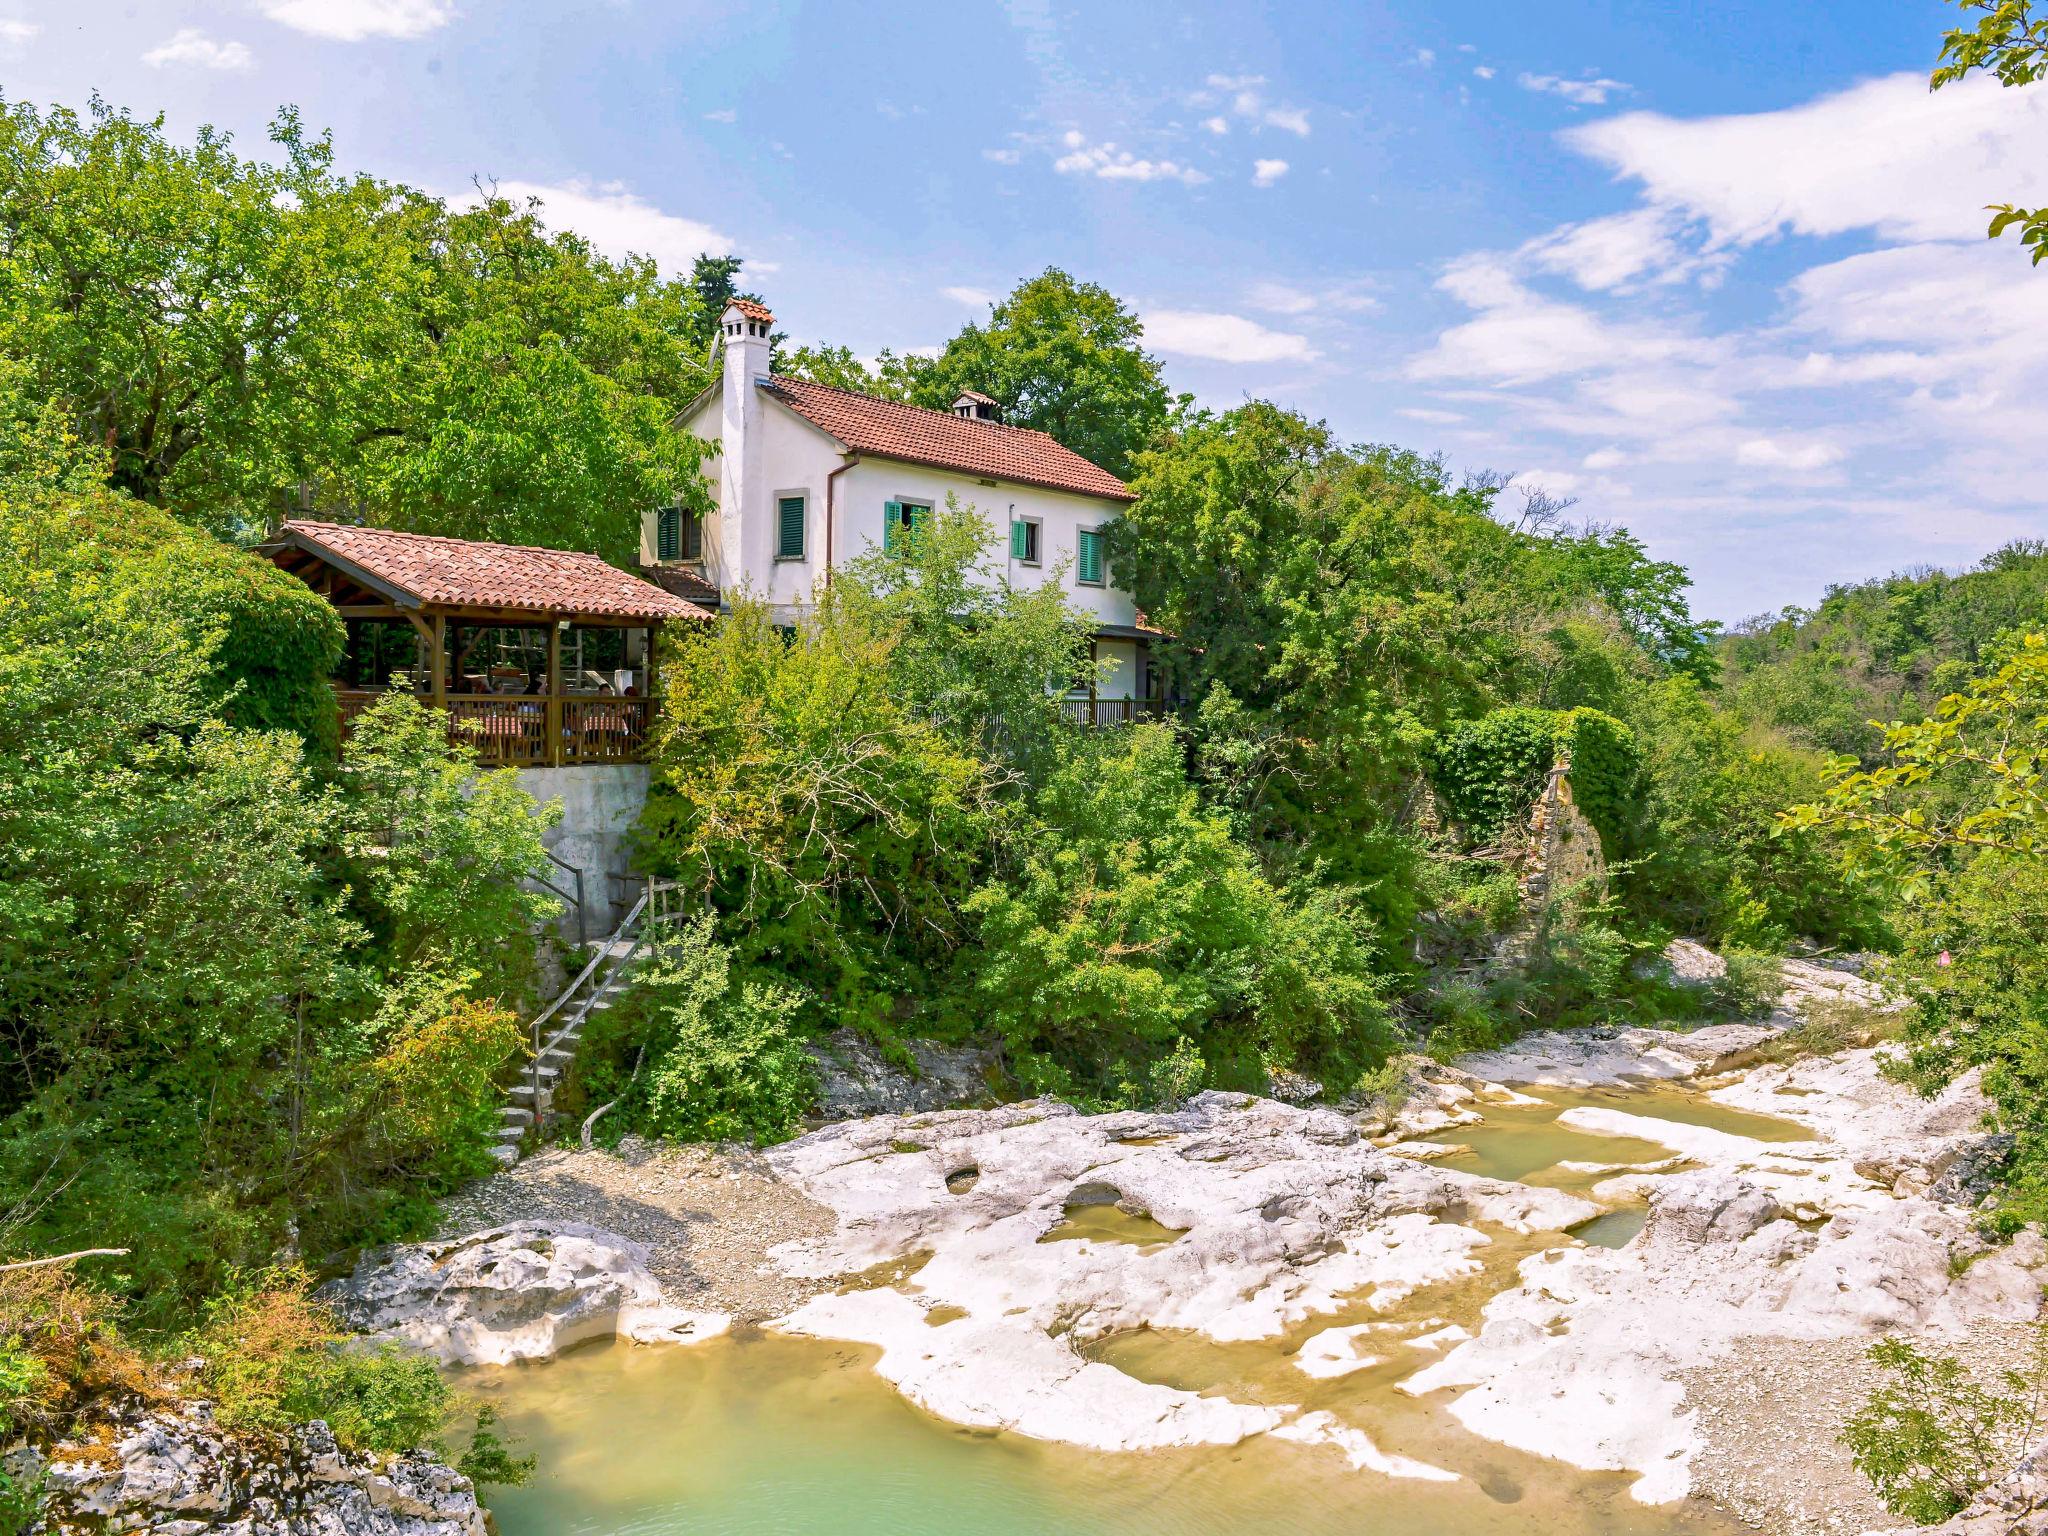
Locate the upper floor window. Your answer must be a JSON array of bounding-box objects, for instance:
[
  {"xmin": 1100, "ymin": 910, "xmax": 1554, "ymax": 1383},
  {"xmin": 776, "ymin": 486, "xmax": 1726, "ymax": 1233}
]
[
  {"xmin": 657, "ymin": 505, "xmax": 703, "ymax": 562},
  {"xmin": 1010, "ymin": 517, "xmax": 1041, "ymax": 566},
  {"xmin": 775, "ymin": 493, "xmax": 807, "ymax": 561},
  {"xmin": 1076, "ymin": 526, "xmax": 1105, "ymax": 587},
  {"xmin": 882, "ymin": 498, "xmax": 932, "ymax": 555}
]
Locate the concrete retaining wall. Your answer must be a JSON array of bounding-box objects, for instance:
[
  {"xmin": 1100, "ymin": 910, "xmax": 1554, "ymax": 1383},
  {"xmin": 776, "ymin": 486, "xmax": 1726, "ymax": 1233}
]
[{"xmin": 515, "ymin": 764, "xmax": 650, "ymax": 933}]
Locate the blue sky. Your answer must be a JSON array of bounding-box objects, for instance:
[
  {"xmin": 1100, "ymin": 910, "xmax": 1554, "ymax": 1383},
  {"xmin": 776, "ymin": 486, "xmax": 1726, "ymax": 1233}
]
[{"xmin": 7, "ymin": 0, "xmax": 2047, "ymax": 620}]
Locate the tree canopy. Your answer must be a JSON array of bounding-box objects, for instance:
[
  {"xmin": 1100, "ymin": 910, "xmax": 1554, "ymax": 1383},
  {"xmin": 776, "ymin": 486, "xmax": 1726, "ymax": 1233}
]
[{"xmin": 0, "ymin": 95, "xmax": 731, "ymax": 563}]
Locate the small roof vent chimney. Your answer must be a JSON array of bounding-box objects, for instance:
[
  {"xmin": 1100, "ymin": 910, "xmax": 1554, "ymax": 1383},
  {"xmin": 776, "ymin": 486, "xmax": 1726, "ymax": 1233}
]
[{"xmin": 951, "ymin": 389, "xmax": 1001, "ymax": 422}]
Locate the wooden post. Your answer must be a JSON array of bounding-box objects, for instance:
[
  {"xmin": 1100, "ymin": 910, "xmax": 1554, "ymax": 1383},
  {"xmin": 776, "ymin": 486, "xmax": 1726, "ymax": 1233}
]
[
  {"xmin": 547, "ymin": 619, "xmax": 564, "ymax": 767},
  {"xmin": 430, "ymin": 615, "xmax": 447, "ymax": 711}
]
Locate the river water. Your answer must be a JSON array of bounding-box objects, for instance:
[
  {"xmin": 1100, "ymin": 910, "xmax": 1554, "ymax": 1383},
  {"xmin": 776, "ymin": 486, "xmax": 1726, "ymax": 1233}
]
[{"xmin": 470, "ymin": 1082, "xmax": 1802, "ymax": 1536}]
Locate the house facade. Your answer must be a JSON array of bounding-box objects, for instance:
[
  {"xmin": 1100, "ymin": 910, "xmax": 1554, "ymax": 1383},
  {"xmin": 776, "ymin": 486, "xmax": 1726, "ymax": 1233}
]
[{"xmin": 640, "ymin": 298, "xmax": 1163, "ymax": 718}]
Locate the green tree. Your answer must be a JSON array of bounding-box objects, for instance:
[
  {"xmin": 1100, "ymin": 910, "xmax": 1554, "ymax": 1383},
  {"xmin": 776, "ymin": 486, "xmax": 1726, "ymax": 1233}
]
[
  {"xmin": 0, "ymin": 95, "xmax": 715, "ymax": 562},
  {"xmin": 1933, "ymin": 0, "xmax": 2048, "ymax": 263},
  {"xmin": 773, "ymin": 342, "xmax": 923, "ymax": 401},
  {"xmin": 910, "ymin": 269, "xmax": 1171, "ymax": 478}
]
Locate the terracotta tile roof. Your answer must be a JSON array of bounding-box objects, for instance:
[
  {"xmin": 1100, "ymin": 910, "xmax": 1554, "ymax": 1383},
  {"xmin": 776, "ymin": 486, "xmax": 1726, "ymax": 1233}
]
[
  {"xmin": 272, "ymin": 521, "xmax": 713, "ymax": 621},
  {"xmin": 726, "ymin": 298, "xmax": 775, "ymax": 323},
  {"xmin": 641, "ymin": 562, "xmax": 722, "ymax": 609},
  {"xmin": 761, "ymin": 375, "xmax": 1134, "ymax": 502}
]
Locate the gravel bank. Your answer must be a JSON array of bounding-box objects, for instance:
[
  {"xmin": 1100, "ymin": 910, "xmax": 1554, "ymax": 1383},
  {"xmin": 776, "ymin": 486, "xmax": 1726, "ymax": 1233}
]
[
  {"xmin": 1680, "ymin": 1319, "xmax": 2039, "ymax": 1535},
  {"xmin": 436, "ymin": 1136, "xmax": 836, "ymax": 1323}
]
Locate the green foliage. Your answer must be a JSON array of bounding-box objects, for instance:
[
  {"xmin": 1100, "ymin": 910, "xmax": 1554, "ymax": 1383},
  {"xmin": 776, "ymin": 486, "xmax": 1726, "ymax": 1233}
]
[
  {"xmin": 1932, "ymin": 1, "xmax": 2048, "ymax": 263},
  {"xmin": 0, "ymin": 487, "xmax": 545, "ymax": 1323},
  {"xmin": 774, "ymin": 342, "xmax": 924, "ymax": 402},
  {"xmin": 1430, "ymin": 708, "xmax": 1566, "ymax": 846},
  {"xmin": 0, "ymin": 1463, "xmax": 38, "ymax": 1535},
  {"xmin": 1842, "ymin": 1328, "xmax": 2046, "ymax": 1523},
  {"xmin": 641, "ymin": 586, "xmax": 995, "ymax": 1024},
  {"xmin": 904, "ymin": 269, "xmax": 1172, "ymax": 479},
  {"xmin": 193, "ymin": 1272, "xmax": 449, "ymax": 1454},
  {"xmin": 0, "ymin": 95, "xmax": 713, "ymax": 559},
  {"xmin": 1628, "ymin": 676, "xmax": 1887, "ymax": 949},
  {"xmin": 1428, "ymin": 706, "xmax": 1642, "ymax": 856},
  {"xmin": 1786, "ymin": 636, "xmax": 2048, "ymax": 1222},
  {"xmin": 631, "ymin": 922, "xmax": 818, "ymax": 1146},
  {"xmin": 966, "ymin": 726, "xmax": 1396, "ymax": 1102},
  {"xmin": 1721, "ymin": 543, "xmax": 2048, "ymax": 760},
  {"xmin": 455, "ymin": 1404, "xmax": 536, "ymax": 1492},
  {"xmin": 1716, "ymin": 949, "xmax": 1786, "ymax": 1021},
  {"xmin": 338, "ymin": 692, "xmax": 559, "ymax": 996}
]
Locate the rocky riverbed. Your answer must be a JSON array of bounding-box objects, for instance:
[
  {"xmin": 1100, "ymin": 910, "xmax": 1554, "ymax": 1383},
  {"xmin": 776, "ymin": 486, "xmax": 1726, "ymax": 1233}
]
[{"xmin": 318, "ymin": 961, "xmax": 2041, "ymax": 1535}]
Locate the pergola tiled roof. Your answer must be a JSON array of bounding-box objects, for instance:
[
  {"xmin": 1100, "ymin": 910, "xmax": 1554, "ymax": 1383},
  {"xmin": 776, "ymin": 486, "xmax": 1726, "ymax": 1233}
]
[
  {"xmin": 266, "ymin": 520, "xmax": 713, "ymax": 623},
  {"xmin": 760, "ymin": 375, "xmax": 1135, "ymax": 502}
]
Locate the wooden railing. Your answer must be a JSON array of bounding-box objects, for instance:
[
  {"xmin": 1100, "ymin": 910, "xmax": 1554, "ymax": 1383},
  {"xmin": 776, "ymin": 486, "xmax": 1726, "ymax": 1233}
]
[
  {"xmin": 1061, "ymin": 697, "xmax": 1174, "ymax": 729},
  {"xmin": 335, "ymin": 689, "xmax": 653, "ymax": 767}
]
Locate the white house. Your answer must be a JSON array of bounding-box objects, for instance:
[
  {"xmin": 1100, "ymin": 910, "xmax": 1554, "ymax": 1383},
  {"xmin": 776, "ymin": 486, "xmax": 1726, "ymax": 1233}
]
[{"xmin": 639, "ymin": 298, "xmax": 1165, "ymax": 721}]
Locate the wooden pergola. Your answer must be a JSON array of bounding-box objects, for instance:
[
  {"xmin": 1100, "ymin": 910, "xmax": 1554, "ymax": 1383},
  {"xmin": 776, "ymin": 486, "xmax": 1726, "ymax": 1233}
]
[{"xmin": 262, "ymin": 519, "xmax": 714, "ymax": 768}]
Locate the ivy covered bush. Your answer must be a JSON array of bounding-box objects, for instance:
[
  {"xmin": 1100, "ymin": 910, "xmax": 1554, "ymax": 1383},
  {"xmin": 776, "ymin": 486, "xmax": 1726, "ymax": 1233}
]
[{"xmin": 1429, "ymin": 705, "xmax": 1643, "ymax": 855}]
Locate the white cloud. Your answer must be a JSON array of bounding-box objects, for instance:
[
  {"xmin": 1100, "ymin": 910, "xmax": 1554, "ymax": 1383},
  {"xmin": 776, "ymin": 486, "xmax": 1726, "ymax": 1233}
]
[
  {"xmin": 0, "ymin": 17, "xmax": 38, "ymax": 50},
  {"xmin": 1201, "ymin": 115, "xmax": 1229, "ymax": 135},
  {"xmin": 1565, "ymin": 72, "xmax": 2048, "ymax": 248},
  {"xmin": 1246, "ymin": 278, "xmax": 1378, "ymax": 316},
  {"xmin": 982, "ymin": 147, "xmax": 1023, "ymax": 165},
  {"xmin": 1735, "ymin": 437, "xmax": 1843, "ymax": 472},
  {"xmin": 1414, "ymin": 48, "xmax": 1436, "ymax": 66},
  {"xmin": 460, "ymin": 180, "xmax": 737, "ymax": 273},
  {"xmin": 1054, "ymin": 134, "xmax": 1208, "ymax": 186},
  {"xmin": 1144, "ymin": 309, "xmax": 1316, "ymax": 364},
  {"xmin": 1583, "ymin": 446, "xmax": 1627, "ymax": 470},
  {"xmin": 702, "ymin": 108, "xmax": 737, "ymax": 124},
  {"xmin": 1200, "ymin": 72, "xmax": 1310, "ymax": 136},
  {"xmin": 1473, "ymin": 65, "xmax": 1496, "ymax": 80},
  {"xmin": 1521, "ymin": 207, "xmax": 1730, "ymax": 292},
  {"xmin": 942, "ymin": 285, "xmax": 995, "ymax": 306},
  {"xmin": 1509, "ymin": 468, "xmax": 1582, "ymax": 497},
  {"xmin": 255, "ymin": 0, "xmax": 454, "ymax": 40},
  {"xmin": 143, "ymin": 28, "xmax": 255, "ymax": 70},
  {"xmin": 1252, "ymin": 158, "xmax": 1289, "ymax": 188},
  {"xmin": 1519, "ymin": 72, "xmax": 1631, "ymax": 106},
  {"xmin": 1400, "ymin": 407, "xmax": 1467, "ymax": 424}
]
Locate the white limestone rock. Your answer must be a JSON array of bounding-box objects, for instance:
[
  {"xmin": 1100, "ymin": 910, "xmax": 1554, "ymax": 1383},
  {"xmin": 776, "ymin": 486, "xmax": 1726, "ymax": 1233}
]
[
  {"xmin": 321, "ymin": 1221, "xmax": 729, "ymax": 1366},
  {"xmin": 36, "ymin": 1407, "xmax": 487, "ymax": 1536},
  {"xmin": 1456, "ymin": 1022, "xmax": 1782, "ymax": 1088},
  {"xmin": 766, "ymin": 1092, "xmax": 1581, "ymax": 1455},
  {"xmin": 1400, "ymin": 1169, "xmax": 2045, "ymax": 1506}
]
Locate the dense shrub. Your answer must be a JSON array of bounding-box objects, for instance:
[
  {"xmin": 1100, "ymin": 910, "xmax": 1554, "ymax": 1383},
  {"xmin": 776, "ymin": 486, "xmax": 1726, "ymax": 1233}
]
[
  {"xmin": 590, "ymin": 920, "xmax": 818, "ymax": 1147},
  {"xmin": 967, "ymin": 726, "xmax": 1396, "ymax": 1102},
  {"xmin": 1429, "ymin": 706, "xmax": 1642, "ymax": 857}
]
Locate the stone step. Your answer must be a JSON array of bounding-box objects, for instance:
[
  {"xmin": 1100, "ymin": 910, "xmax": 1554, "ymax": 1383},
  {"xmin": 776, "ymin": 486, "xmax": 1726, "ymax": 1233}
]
[
  {"xmin": 494, "ymin": 1124, "xmax": 527, "ymax": 1146},
  {"xmin": 486, "ymin": 1144, "xmax": 519, "ymax": 1167},
  {"xmin": 500, "ymin": 1106, "xmax": 533, "ymax": 1126}
]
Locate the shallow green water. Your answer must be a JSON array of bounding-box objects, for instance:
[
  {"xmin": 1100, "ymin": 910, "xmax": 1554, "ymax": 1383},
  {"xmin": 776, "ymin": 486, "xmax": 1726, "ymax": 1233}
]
[
  {"xmin": 473, "ymin": 1332, "xmax": 1740, "ymax": 1536},
  {"xmin": 472, "ymin": 1081, "xmax": 1800, "ymax": 1536}
]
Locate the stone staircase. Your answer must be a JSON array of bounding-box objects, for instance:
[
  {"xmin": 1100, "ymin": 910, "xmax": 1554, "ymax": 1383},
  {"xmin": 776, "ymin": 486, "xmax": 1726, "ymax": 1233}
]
[{"xmin": 491, "ymin": 879, "xmax": 687, "ymax": 1166}]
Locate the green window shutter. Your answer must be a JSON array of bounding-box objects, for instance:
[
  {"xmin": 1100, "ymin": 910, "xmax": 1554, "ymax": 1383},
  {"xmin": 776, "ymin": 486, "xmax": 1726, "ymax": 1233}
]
[
  {"xmin": 1010, "ymin": 519, "xmax": 1028, "ymax": 559},
  {"xmin": 1077, "ymin": 528, "xmax": 1103, "ymax": 584},
  {"xmin": 657, "ymin": 506, "xmax": 680, "ymax": 562},
  {"xmin": 909, "ymin": 504, "xmax": 931, "ymax": 540},
  {"xmin": 682, "ymin": 511, "xmax": 702, "ymax": 561},
  {"xmin": 883, "ymin": 499, "xmax": 903, "ymax": 554},
  {"xmin": 777, "ymin": 495, "xmax": 805, "ymax": 558}
]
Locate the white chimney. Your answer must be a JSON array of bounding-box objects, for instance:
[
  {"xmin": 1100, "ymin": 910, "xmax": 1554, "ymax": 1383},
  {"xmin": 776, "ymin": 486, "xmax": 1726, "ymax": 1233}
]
[{"xmin": 719, "ymin": 299, "xmax": 774, "ymax": 594}]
